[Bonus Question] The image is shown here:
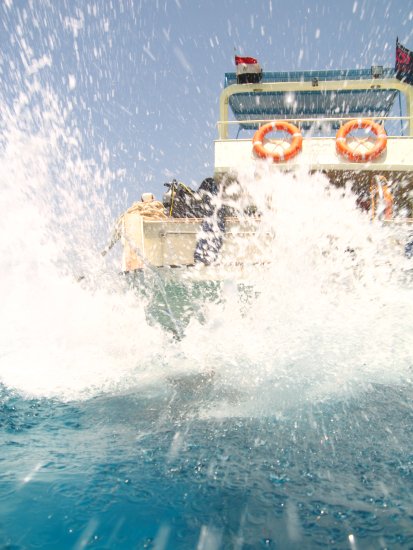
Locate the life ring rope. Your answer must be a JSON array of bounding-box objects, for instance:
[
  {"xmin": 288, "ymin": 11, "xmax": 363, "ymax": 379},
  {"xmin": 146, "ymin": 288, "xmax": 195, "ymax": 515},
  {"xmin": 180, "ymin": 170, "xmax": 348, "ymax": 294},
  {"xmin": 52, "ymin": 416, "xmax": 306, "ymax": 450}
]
[
  {"xmin": 336, "ymin": 118, "xmax": 387, "ymax": 162},
  {"xmin": 252, "ymin": 121, "xmax": 303, "ymax": 163}
]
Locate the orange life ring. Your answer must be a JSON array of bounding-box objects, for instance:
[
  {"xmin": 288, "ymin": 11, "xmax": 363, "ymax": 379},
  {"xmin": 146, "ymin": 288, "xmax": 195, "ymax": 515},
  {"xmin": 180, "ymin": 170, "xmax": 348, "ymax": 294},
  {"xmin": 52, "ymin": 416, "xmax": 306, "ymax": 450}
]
[
  {"xmin": 252, "ymin": 121, "xmax": 303, "ymax": 162},
  {"xmin": 336, "ymin": 119, "xmax": 387, "ymax": 162}
]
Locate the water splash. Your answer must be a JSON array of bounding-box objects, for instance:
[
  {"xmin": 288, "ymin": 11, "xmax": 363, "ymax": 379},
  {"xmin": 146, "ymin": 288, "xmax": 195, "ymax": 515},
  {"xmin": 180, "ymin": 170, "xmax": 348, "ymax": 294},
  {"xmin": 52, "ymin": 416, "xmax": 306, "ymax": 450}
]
[
  {"xmin": 0, "ymin": 78, "xmax": 168, "ymax": 401},
  {"xmin": 0, "ymin": 81, "xmax": 412, "ymax": 406},
  {"xmin": 175, "ymin": 169, "xmax": 413, "ymax": 416}
]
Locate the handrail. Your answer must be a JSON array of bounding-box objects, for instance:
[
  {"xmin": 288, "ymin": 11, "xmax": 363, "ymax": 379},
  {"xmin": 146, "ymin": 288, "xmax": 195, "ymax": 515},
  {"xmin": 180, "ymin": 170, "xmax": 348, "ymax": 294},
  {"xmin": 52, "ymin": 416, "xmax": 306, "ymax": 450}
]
[{"xmin": 217, "ymin": 115, "xmax": 413, "ymax": 139}]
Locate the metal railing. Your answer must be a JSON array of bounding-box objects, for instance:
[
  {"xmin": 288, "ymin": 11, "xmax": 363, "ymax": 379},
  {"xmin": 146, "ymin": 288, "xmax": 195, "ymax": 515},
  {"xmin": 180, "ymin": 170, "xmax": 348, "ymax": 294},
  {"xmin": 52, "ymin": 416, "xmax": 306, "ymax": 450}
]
[{"xmin": 217, "ymin": 116, "xmax": 413, "ymax": 140}]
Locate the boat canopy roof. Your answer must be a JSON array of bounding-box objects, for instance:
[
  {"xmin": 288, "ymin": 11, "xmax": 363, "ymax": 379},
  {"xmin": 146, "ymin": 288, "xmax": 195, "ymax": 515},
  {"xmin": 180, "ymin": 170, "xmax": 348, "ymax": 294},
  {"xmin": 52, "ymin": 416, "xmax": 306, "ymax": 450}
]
[{"xmin": 224, "ymin": 68, "xmax": 399, "ymax": 129}]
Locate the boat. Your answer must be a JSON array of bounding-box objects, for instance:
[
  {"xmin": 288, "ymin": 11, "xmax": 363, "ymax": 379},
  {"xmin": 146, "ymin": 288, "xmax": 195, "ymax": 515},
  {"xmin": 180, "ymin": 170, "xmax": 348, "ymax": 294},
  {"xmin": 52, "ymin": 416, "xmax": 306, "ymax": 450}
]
[{"xmin": 114, "ymin": 62, "xmax": 413, "ymax": 275}]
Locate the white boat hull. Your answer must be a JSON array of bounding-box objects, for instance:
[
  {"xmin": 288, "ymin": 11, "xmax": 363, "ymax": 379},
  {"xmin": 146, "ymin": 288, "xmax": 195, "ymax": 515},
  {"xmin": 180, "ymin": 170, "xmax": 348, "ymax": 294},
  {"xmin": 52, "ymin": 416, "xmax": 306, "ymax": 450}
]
[{"xmin": 121, "ymin": 214, "xmax": 271, "ymax": 272}]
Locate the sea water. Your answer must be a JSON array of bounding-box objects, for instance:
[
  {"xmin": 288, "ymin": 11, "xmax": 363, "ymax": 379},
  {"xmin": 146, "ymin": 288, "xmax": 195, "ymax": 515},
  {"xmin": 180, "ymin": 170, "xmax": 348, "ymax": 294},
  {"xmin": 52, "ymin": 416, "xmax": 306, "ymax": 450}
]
[{"xmin": 1, "ymin": 88, "xmax": 413, "ymax": 550}]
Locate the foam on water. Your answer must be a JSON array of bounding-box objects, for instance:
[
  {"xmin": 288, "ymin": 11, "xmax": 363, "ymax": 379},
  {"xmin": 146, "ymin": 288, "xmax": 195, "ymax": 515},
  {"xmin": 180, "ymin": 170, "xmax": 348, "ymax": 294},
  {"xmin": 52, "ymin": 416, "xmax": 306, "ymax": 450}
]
[
  {"xmin": 177, "ymin": 170, "xmax": 413, "ymax": 415},
  {"xmin": 0, "ymin": 83, "xmax": 412, "ymax": 409}
]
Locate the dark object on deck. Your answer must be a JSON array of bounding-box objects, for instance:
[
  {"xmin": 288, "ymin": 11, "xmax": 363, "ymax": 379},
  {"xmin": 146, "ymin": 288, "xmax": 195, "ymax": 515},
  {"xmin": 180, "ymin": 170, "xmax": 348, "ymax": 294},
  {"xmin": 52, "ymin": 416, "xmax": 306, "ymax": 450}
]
[
  {"xmin": 198, "ymin": 177, "xmax": 219, "ymax": 196},
  {"xmin": 163, "ymin": 177, "xmax": 224, "ymax": 219},
  {"xmin": 194, "ymin": 177, "xmax": 226, "ymax": 265},
  {"xmin": 193, "ymin": 214, "xmax": 226, "ymax": 266},
  {"xmin": 405, "ymin": 233, "xmax": 413, "ymax": 259},
  {"xmin": 163, "ymin": 179, "xmax": 203, "ymax": 218},
  {"xmin": 356, "ymin": 190, "xmax": 371, "ymax": 212}
]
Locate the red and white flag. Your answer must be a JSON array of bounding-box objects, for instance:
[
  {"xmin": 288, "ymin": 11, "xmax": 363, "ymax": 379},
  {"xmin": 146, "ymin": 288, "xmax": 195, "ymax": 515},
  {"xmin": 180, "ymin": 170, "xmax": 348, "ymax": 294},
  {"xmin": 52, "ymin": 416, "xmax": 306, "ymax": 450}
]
[{"xmin": 235, "ymin": 56, "xmax": 262, "ymax": 76}]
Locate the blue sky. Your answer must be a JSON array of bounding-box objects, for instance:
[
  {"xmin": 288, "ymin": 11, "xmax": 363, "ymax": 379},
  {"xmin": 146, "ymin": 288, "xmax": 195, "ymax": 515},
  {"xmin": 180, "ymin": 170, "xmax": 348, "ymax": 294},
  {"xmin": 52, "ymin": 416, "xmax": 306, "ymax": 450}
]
[{"xmin": 1, "ymin": 0, "xmax": 413, "ymax": 205}]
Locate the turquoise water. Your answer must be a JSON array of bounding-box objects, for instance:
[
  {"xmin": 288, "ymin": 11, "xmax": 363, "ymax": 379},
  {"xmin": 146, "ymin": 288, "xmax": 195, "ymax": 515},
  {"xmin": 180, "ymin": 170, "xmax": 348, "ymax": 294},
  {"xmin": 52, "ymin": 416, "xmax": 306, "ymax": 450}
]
[{"xmin": 2, "ymin": 378, "xmax": 413, "ymax": 548}]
